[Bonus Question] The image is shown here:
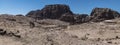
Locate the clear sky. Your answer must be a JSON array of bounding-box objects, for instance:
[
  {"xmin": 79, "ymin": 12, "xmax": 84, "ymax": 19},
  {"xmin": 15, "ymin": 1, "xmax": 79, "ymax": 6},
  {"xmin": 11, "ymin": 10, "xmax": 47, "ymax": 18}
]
[{"xmin": 0, "ymin": 0, "xmax": 120, "ymax": 15}]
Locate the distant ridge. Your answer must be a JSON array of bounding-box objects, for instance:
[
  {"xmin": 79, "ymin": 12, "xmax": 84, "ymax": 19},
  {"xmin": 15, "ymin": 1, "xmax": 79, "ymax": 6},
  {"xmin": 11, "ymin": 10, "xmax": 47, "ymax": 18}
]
[{"xmin": 26, "ymin": 4, "xmax": 120, "ymax": 24}]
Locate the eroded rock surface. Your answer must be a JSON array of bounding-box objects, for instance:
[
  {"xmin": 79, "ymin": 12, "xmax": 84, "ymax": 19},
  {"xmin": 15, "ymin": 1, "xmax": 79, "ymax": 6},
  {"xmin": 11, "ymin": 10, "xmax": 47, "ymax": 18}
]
[
  {"xmin": 90, "ymin": 8, "xmax": 120, "ymax": 22},
  {"xmin": 26, "ymin": 4, "xmax": 73, "ymax": 19}
]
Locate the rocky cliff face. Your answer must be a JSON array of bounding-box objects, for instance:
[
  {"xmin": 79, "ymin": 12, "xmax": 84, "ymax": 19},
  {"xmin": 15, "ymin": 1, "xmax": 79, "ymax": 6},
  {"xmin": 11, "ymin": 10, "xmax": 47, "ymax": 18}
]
[
  {"xmin": 74, "ymin": 14, "xmax": 89, "ymax": 24},
  {"xmin": 59, "ymin": 13, "xmax": 89, "ymax": 24},
  {"xmin": 26, "ymin": 4, "xmax": 120, "ymax": 24},
  {"xmin": 59, "ymin": 13, "xmax": 75, "ymax": 24},
  {"xmin": 26, "ymin": 4, "xmax": 89, "ymax": 24},
  {"xmin": 90, "ymin": 8, "xmax": 120, "ymax": 22},
  {"xmin": 26, "ymin": 10, "xmax": 43, "ymax": 20},
  {"xmin": 26, "ymin": 4, "xmax": 73, "ymax": 19}
]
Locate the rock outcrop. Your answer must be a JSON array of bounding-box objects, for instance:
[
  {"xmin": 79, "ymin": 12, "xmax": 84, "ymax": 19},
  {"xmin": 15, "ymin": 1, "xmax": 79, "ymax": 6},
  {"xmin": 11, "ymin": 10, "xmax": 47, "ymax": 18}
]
[
  {"xmin": 16, "ymin": 14, "xmax": 24, "ymax": 16},
  {"xmin": 90, "ymin": 8, "xmax": 120, "ymax": 22},
  {"xmin": 59, "ymin": 13, "xmax": 89, "ymax": 24},
  {"xmin": 74, "ymin": 14, "xmax": 89, "ymax": 23},
  {"xmin": 26, "ymin": 10, "xmax": 43, "ymax": 20},
  {"xmin": 26, "ymin": 4, "xmax": 120, "ymax": 24},
  {"xmin": 26, "ymin": 4, "xmax": 73, "ymax": 19},
  {"xmin": 59, "ymin": 13, "xmax": 75, "ymax": 24}
]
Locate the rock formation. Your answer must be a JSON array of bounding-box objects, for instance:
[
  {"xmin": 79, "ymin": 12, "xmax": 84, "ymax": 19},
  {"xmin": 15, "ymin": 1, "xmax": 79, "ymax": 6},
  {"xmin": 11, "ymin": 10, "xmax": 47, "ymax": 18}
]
[
  {"xmin": 59, "ymin": 13, "xmax": 89, "ymax": 24},
  {"xmin": 74, "ymin": 14, "xmax": 89, "ymax": 23},
  {"xmin": 59, "ymin": 13, "xmax": 75, "ymax": 24},
  {"xmin": 26, "ymin": 4, "xmax": 120, "ymax": 24},
  {"xmin": 26, "ymin": 4, "xmax": 73, "ymax": 19},
  {"xmin": 26, "ymin": 10, "xmax": 43, "ymax": 20},
  {"xmin": 90, "ymin": 8, "xmax": 120, "ymax": 22}
]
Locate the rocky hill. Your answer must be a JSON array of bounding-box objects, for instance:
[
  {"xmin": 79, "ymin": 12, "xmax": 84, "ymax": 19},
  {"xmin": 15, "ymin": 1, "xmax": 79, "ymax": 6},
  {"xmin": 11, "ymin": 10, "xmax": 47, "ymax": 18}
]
[
  {"xmin": 26, "ymin": 4, "xmax": 73, "ymax": 19},
  {"xmin": 26, "ymin": 4, "xmax": 120, "ymax": 24},
  {"xmin": 0, "ymin": 4, "xmax": 120, "ymax": 45},
  {"xmin": 90, "ymin": 8, "xmax": 120, "ymax": 22}
]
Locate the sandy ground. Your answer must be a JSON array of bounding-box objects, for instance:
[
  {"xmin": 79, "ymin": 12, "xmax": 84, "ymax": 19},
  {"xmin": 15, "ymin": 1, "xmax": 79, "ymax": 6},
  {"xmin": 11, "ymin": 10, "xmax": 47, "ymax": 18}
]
[{"xmin": 0, "ymin": 15, "xmax": 120, "ymax": 45}]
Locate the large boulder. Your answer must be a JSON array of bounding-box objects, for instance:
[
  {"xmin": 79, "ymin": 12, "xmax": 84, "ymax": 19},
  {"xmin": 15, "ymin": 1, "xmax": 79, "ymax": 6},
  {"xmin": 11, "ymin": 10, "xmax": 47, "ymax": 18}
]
[
  {"xmin": 26, "ymin": 4, "xmax": 73, "ymax": 19},
  {"xmin": 90, "ymin": 8, "xmax": 120, "ymax": 22}
]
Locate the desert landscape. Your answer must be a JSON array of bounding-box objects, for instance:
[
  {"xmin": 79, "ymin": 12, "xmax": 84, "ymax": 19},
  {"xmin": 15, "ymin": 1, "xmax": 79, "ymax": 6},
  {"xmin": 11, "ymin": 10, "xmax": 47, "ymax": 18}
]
[{"xmin": 0, "ymin": 4, "xmax": 120, "ymax": 45}]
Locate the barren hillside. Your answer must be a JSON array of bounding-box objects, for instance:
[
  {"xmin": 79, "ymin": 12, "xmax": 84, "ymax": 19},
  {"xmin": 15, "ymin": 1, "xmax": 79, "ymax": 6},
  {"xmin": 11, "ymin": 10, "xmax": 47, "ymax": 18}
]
[
  {"xmin": 0, "ymin": 4, "xmax": 120, "ymax": 45},
  {"xmin": 0, "ymin": 14, "xmax": 120, "ymax": 45}
]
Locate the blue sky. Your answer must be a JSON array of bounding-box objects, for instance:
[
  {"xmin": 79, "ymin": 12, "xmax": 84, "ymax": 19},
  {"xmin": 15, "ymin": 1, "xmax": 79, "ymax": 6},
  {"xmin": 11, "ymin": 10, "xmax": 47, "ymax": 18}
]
[{"xmin": 0, "ymin": 0, "xmax": 120, "ymax": 15}]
